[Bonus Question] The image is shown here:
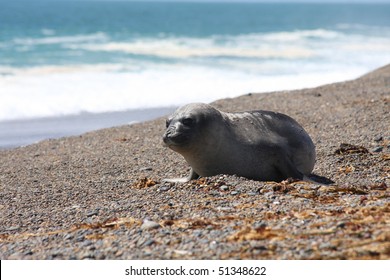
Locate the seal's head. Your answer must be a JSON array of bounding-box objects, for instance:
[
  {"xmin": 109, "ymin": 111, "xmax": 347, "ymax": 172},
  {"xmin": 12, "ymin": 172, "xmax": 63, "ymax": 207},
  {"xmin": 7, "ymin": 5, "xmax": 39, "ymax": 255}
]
[{"xmin": 163, "ymin": 103, "xmax": 221, "ymax": 153}]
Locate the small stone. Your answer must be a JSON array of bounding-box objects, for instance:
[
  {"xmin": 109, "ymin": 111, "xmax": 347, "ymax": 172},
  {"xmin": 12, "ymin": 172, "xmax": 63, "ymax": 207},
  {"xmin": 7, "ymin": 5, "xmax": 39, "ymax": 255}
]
[
  {"xmin": 230, "ymin": 191, "xmax": 239, "ymax": 195},
  {"xmin": 64, "ymin": 234, "xmax": 73, "ymax": 240},
  {"xmin": 374, "ymin": 136, "xmax": 383, "ymax": 142},
  {"xmin": 141, "ymin": 220, "xmax": 161, "ymax": 230},
  {"xmin": 220, "ymin": 185, "xmax": 229, "ymax": 191},
  {"xmin": 86, "ymin": 210, "xmax": 98, "ymax": 217},
  {"xmin": 217, "ymin": 206, "xmax": 232, "ymax": 211},
  {"xmin": 337, "ymin": 222, "xmax": 346, "ymax": 228},
  {"xmin": 371, "ymin": 146, "xmax": 383, "ymax": 153},
  {"xmin": 174, "ymin": 250, "xmax": 191, "ymax": 256},
  {"xmin": 81, "ymin": 252, "xmax": 95, "ymax": 259},
  {"xmin": 144, "ymin": 239, "xmax": 155, "ymax": 246},
  {"xmin": 115, "ymin": 251, "xmax": 123, "ymax": 257},
  {"xmin": 192, "ymin": 230, "xmax": 202, "ymax": 237},
  {"xmin": 76, "ymin": 236, "xmax": 85, "ymax": 242},
  {"xmin": 82, "ymin": 240, "xmax": 93, "ymax": 247},
  {"xmin": 159, "ymin": 186, "xmax": 170, "ymax": 192},
  {"xmin": 253, "ymin": 222, "xmax": 267, "ymax": 229},
  {"xmin": 209, "ymin": 241, "xmax": 218, "ymax": 250},
  {"xmin": 140, "ymin": 167, "xmax": 153, "ymax": 171},
  {"xmin": 5, "ymin": 226, "xmax": 20, "ymax": 231}
]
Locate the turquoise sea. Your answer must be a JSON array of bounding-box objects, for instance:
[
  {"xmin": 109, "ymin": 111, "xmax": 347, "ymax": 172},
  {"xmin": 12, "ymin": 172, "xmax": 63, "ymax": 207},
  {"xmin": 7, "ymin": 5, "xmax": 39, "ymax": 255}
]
[{"xmin": 1, "ymin": 1, "xmax": 390, "ymax": 147}]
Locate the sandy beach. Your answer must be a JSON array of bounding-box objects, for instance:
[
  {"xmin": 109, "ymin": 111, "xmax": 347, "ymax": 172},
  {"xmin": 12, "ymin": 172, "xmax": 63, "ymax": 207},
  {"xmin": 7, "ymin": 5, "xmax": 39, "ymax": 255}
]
[{"xmin": 0, "ymin": 65, "xmax": 389, "ymax": 259}]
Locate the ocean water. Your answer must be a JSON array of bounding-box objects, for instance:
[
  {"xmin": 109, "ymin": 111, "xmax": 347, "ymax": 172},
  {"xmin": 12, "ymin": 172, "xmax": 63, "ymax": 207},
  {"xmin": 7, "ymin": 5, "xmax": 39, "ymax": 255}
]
[{"xmin": 1, "ymin": 1, "xmax": 390, "ymax": 123}]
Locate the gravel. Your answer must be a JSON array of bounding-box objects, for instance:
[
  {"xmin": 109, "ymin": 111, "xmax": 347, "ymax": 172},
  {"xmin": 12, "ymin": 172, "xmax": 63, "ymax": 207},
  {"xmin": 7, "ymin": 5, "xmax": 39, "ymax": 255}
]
[{"xmin": 0, "ymin": 65, "xmax": 389, "ymax": 260}]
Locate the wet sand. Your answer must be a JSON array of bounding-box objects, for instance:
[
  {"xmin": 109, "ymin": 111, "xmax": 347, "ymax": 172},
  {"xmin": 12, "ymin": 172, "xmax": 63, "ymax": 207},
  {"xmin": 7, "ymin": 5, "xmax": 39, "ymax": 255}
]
[{"xmin": 0, "ymin": 107, "xmax": 176, "ymax": 149}]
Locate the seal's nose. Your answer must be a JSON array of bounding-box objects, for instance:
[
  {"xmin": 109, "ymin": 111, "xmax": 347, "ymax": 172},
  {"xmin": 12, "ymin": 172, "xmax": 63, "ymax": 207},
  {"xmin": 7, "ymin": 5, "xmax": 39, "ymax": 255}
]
[{"xmin": 163, "ymin": 126, "xmax": 175, "ymax": 143}]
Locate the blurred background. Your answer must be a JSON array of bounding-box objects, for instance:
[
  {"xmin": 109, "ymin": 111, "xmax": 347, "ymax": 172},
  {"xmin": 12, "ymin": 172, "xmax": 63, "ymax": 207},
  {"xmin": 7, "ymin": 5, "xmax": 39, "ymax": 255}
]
[{"xmin": 1, "ymin": 0, "xmax": 390, "ymax": 147}]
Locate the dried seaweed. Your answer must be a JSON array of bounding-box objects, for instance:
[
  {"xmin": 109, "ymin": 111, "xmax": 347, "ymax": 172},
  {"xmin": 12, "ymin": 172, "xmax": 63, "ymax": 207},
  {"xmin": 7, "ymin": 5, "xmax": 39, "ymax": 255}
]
[
  {"xmin": 335, "ymin": 143, "xmax": 369, "ymax": 155},
  {"xmin": 131, "ymin": 177, "xmax": 157, "ymax": 189},
  {"xmin": 227, "ymin": 226, "xmax": 287, "ymax": 242}
]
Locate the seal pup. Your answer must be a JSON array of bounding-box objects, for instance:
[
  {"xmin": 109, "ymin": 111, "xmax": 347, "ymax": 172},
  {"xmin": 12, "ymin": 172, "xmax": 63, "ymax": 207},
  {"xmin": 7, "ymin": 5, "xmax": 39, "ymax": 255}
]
[{"xmin": 163, "ymin": 103, "xmax": 315, "ymax": 182}]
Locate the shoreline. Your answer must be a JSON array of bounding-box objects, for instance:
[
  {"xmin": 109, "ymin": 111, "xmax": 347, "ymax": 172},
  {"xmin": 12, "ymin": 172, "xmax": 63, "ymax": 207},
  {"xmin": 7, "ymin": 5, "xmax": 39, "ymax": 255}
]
[
  {"xmin": 0, "ymin": 64, "xmax": 389, "ymax": 260},
  {"xmin": 0, "ymin": 107, "xmax": 176, "ymax": 149}
]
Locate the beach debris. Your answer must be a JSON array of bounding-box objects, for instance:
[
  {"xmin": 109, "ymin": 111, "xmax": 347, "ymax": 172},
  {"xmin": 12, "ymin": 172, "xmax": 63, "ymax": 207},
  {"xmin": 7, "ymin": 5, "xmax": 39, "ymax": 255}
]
[
  {"xmin": 381, "ymin": 154, "xmax": 390, "ymax": 161},
  {"xmin": 161, "ymin": 218, "xmax": 220, "ymax": 230},
  {"xmin": 335, "ymin": 143, "xmax": 369, "ymax": 155},
  {"xmin": 227, "ymin": 226, "xmax": 286, "ymax": 242},
  {"xmin": 114, "ymin": 137, "xmax": 130, "ymax": 142},
  {"xmin": 369, "ymin": 182, "xmax": 387, "ymax": 190},
  {"xmin": 85, "ymin": 233, "xmax": 108, "ymax": 240},
  {"xmin": 318, "ymin": 185, "xmax": 368, "ymax": 195},
  {"xmin": 76, "ymin": 217, "xmax": 139, "ymax": 230},
  {"xmin": 132, "ymin": 177, "xmax": 156, "ymax": 189},
  {"xmin": 339, "ymin": 165, "xmax": 355, "ymax": 174}
]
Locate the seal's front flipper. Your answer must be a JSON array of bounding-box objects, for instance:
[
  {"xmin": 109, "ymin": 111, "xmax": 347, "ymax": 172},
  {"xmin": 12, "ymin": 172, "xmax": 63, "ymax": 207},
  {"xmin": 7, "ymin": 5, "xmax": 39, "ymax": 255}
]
[{"xmin": 163, "ymin": 168, "xmax": 199, "ymax": 183}]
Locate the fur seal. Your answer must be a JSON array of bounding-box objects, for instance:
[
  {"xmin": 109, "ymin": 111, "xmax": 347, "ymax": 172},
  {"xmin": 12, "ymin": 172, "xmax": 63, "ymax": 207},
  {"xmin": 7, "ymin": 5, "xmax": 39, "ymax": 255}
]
[{"xmin": 163, "ymin": 103, "xmax": 315, "ymax": 182}]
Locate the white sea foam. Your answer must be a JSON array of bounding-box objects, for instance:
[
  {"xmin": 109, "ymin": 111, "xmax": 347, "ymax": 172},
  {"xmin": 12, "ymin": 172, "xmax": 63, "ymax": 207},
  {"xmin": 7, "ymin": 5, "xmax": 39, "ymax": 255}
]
[
  {"xmin": 41, "ymin": 29, "xmax": 56, "ymax": 36},
  {"xmin": 1, "ymin": 28, "xmax": 390, "ymax": 122},
  {"xmin": 12, "ymin": 32, "xmax": 108, "ymax": 46},
  {"xmin": 62, "ymin": 29, "xmax": 390, "ymax": 61},
  {"xmin": 66, "ymin": 30, "xmax": 338, "ymax": 59},
  {"xmin": 77, "ymin": 41, "xmax": 314, "ymax": 59},
  {"xmin": 0, "ymin": 63, "xmax": 369, "ymax": 122}
]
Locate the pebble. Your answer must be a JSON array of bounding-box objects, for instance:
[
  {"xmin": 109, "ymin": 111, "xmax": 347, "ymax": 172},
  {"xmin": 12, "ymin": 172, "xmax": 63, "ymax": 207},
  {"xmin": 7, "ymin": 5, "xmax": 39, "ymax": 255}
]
[
  {"xmin": 230, "ymin": 191, "xmax": 239, "ymax": 195},
  {"xmin": 174, "ymin": 250, "xmax": 192, "ymax": 256},
  {"xmin": 192, "ymin": 230, "xmax": 203, "ymax": 237},
  {"xmin": 253, "ymin": 222, "xmax": 267, "ymax": 229},
  {"xmin": 140, "ymin": 220, "xmax": 161, "ymax": 230},
  {"xmin": 209, "ymin": 241, "xmax": 218, "ymax": 250},
  {"xmin": 371, "ymin": 146, "xmax": 383, "ymax": 153},
  {"xmin": 336, "ymin": 221, "xmax": 346, "ymax": 228},
  {"xmin": 217, "ymin": 206, "xmax": 232, "ymax": 211},
  {"xmin": 86, "ymin": 210, "xmax": 99, "ymax": 217},
  {"xmin": 139, "ymin": 167, "xmax": 153, "ymax": 171},
  {"xmin": 64, "ymin": 233, "xmax": 73, "ymax": 240},
  {"xmin": 5, "ymin": 226, "xmax": 20, "ymax": 231},
  {"xmin": 143, "ymin": 239, "xmax": 155, "ymax": 246},
  {"xmin": 158, "ymin": 186, "xmax": 170, "ymax": 192},
  {"xmin": 220, "ymin": 185, "xmax": 229, "ymax": 191}
]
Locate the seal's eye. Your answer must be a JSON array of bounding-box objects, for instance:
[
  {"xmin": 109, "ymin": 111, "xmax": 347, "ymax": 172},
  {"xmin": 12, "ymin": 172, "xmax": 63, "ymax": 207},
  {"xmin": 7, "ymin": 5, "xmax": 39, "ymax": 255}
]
[
  {"xmin": 182, "ymin": 117, "xmax": 195, "ymax": 127},
  {"xmin": 165, "ymin": 119, "xmax": 171, "ymax": 128}
]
